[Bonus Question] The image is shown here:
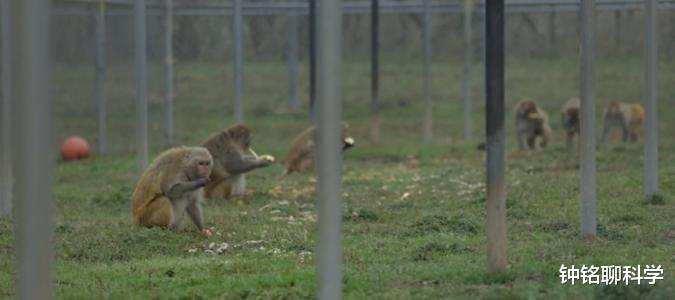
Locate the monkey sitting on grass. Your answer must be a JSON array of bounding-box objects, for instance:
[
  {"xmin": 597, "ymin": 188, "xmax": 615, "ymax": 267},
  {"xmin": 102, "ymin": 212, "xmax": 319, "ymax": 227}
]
[
  {"xmin": 201, "ymin": 124, "xmax": 276, "ymax": 199},
  {"xmin": 131, "ymin": 146, "xmax": 214, "ymax": 236},
  {"xmin": 283, "ymin": 123, "xmax": 355, "ymax": 175}
]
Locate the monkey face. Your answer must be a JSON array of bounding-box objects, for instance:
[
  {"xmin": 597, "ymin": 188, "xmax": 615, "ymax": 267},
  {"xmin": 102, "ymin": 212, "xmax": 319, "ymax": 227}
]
[
  {"xmin": 186, "ymin": 149, "xmax": 213, "ymax": 180},
  {"xmin": 195, "ymin": 159, "xmax": 212, "ymax": 179},
  {"xmin": 606, "ymin": 101, "xmax": 623, "ymax": 118}
]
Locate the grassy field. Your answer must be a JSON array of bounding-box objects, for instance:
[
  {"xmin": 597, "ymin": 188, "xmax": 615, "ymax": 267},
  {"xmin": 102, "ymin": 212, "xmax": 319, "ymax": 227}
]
[{"xmin": 0, "ymin": 57, "xmax": 674, "ymax": 298}]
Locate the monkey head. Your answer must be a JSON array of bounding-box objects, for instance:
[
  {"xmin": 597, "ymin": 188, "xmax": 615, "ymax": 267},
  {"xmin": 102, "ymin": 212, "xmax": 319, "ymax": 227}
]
[
  {"xmin": 184, "ymin": 147, "xmax": 213, "ymax": 181},
  {"xmin": 225, "ymin": 123, "xmax": 252, "ymax": 149},
  {"xmin": 516, "ymin": 100, "xmax": 538, "ymax": 119},
  {"xmin": 607, "ymin": 100, "xmax": 622, "ymax": 116},
  {"xmin": 221, "ymin": 123, "xmax": 274, "ymax": 162}
]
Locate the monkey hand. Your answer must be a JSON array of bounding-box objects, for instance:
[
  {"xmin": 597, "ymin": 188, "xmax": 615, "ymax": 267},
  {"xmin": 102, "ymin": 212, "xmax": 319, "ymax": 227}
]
[
  {"xmin": 260, "ymin": 155, "xmax": 275, "ymax": 163},
  {"xmin": 201, "ymin": 228, "xmax": 213, "ymax": 237},
  {"xmin": 194, "ymin": 177, "xmax": 210, "ymax": 188}
]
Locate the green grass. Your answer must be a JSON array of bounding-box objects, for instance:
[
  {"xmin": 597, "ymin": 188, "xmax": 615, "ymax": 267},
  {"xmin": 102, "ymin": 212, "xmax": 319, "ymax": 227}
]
[{"xmin": 1, "ymin": 57, "xmax": 674, "ymax": 298}]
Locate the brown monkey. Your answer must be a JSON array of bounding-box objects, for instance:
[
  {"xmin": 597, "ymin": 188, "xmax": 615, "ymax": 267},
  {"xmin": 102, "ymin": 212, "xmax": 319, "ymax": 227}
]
[
  {"xmin": 283, "ymin": 123, "xmax": 355, "ymax": 175},
  {"xmin": 601, "ymin": 100, "xmax": 645, "ymax": 144},
  {"xmin": 514, "ymin": 99, "xmax": 551, "ymax": 150},
  {"xmin": 561, "ymin": 97, "xmax": 580, "ymax": 153},
  {"xmin": 132, "ymin": 146, "xmax": 214, "ymax": 236},
  {"xmin": 201, "ymin": 123, "xmax": 275, "ymax": 199}
]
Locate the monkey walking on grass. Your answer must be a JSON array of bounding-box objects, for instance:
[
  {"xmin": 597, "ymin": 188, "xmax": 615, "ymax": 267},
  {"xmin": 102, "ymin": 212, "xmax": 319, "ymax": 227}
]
[
  {"xmin": 600, "ymin": 100, "xmax": 645, "ymax": 145},
  {"xmin": 561, "ymin": 97, "xmax": 580, "ymax": 154},
  {"xmin": 131, "ymin": 146, "xmax": 214, "ymax": 236},
  {"xmin": 514, "ymin": 99, "xmax": 552, "ymax": 151},
  {"xmin": 201, "ymin": 123, "xmax": 275, "ymax": 199},
  {"xmin": 282, "ymin": 123, "xmax": 355, "ymax": 176}
]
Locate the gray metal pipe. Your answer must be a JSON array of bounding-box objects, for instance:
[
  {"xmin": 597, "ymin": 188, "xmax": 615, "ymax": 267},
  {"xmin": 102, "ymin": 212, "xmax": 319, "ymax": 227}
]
[{"xmin": 316, "ymin": 0, "xmax": 343, "ymax": 298}]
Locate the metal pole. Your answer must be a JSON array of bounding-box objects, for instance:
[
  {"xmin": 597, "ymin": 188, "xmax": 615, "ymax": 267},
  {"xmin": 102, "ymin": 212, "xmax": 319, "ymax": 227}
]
[
  {"xmin": 309, "ymin": 0, "xmax": 317, "ymax": 122},
  {"xmin": 287, "ymin": 12, "xmax": 300, "ymax": 110},
  {"xmin": 135, "ymin": 0, "xmax": 148, "ymax": 170},
  {"xmin": 485, "ymin": 0, "xmax": 507, "ymax": 273},
  {"xmin": 12, "ymin": 0, "xmax": 54, "ymax": 297},
  {"xmin": 370, "ymin": 0, "xmax": 380, "ymax": 144},
  {"xmin": 462, "ymin": 0, "xmax": 473, "ymax": 140},
  {"xmin": 580, "ymin": 0, "xmax": 597, "ymax": 240},
  {"xmin": 94, "ymin": 0, "xmax": 108, "ymax": 155},
  {"xmin": 232, "ymin": 0, "xmax": 246, "ymax": 195},
  {"xmin": 0, "ymin": 0, "xmax": 13, "ymax": 217},
  {"xmin": 423, "ymin": 0, "xmax": 433, "ymax": 143},
  {"xmin": 164, "ymin": 0, "xmax": 174, "ymax": 146},
  {"xmin": 644, "ymin": 0, "xmax": 658, "ymax": 200},
  {"xmin": 316, "ymin": 0, "xmax": 342, "ymax": 297},
  {"xmin": 233, "ymin": 0, "xmax": 243, "ymax": 123}
]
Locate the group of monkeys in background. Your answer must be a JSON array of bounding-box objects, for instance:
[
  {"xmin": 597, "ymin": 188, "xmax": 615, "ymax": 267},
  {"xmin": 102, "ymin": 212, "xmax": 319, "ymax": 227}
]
[
  {"xmin": 515, "ymin": 98, "xmax": 645, "ymax": 152},
  {"xmin": 131, "ymin": 123, "xmax": 355, "ymax": 236}
]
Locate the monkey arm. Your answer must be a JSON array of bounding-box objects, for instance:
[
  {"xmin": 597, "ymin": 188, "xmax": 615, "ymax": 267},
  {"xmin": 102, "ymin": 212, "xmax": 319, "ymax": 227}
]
[
  {"xmin": 223, "ymin": 153, "xmax": 272, "ymax": 175},
  {"xmin": 165, "ymin": 178, "xmax": 209, "ymax": 199},
  {"xmin": 186, "ymin": 198, "xmax": 205, "ymax": 231}
]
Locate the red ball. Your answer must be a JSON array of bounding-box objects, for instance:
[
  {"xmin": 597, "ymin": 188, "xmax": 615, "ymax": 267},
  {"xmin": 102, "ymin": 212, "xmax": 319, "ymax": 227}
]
[{"xmin": 60, "ymin": 136, "xmax": 91, "ymax": 161}]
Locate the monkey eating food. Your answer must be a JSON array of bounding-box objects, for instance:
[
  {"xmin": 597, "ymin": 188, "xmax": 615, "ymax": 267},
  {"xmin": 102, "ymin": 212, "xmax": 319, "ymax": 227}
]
[
  {"xmin": 283, "ymin": 123, "xmax": 355, "ymax": 175},
  {"xmin": 600, "ymin": 100, "xmax": 645, "ymax": 144},
  {"xmin": 131, "ymin": 146, "xmax": 214, "ymax": 236},
  {"xmin": 514, "ymin": 99, "xmax": 551, "ymax": 150},
  {"xmin": 200, "ymin": 123, "xmax": 275, "ymax": 199}
]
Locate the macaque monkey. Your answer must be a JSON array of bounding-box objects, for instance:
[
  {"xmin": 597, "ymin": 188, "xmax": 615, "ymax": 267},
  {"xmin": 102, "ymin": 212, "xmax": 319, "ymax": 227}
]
[
  {"xmin": 601, "ymin": 100, "xmax": 645, "ymax": 144},
  {"xmin": 201, "ymin": 124, "xmax": 275, "ymax": 199},
  {"xmin": 514, "ymin": 99, "xmax": 551, "ymax": 150},
  {"xmin": 132, "ymin": 146, "xmax": 214, "ymax": 236},
  {"xmin": 561, "ymin": 97, "xmax": 580, "ymax": 153},
  {"xmin": 283, "ymin": 123, "xmax": 355, "ymax": 175}
]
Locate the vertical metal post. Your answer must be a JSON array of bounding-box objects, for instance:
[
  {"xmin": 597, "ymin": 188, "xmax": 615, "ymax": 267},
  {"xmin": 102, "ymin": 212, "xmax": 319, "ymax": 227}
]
[
  {"xmin": 233, "ymin": 0, "xmax": 243, "ymax": 123},
  {"xmin": 164, "ymin": 0, "xmax": 174, "ymax": 146},
  {"xmin": 316, "ymin": 0, "xmax": 343, "ymax": 297},
  {"xmin": 135, "ymin": 0, "xmax": 148, "ymax": 170},
  {"xmin": 580, "ymin": 0, "xmax": 597, "ymax": 240},
  {"xmin": 422, "ymin": 0, "xmax": 433, "ymax": 143},
  {"xmin": 309, "ymin": 0, "xmax": 317, "ymax": 121},
  {"xmin": 370, "ymin": 0, "xmax": 380, "ymax": 143},
  {"xmin": 232, "ymin": 0, "xmax": 246, "ymax": 195},
  {"xmin": 12, "ymin": 0, "xmax": 54, "ymax": 297},
  {"xmin": 94, "ymin": 0, "xmax": 107, "ymax": 155},
  {"xmin": 644, "ymin": 0, "xmax": 658, "ymax": 200},
  {"xmin": 485, "ymin": 0, "xmax": 507, "ymax": 273},
  {"xmin": 0, "ymin": 0, "xmax": 13, "ymax": 217},
  {"xmin": 287, "ymin": 12, "xmax": 300, "ymax": 110},
  {"xmin": 462, "ymin": 0, "xmax": 473, "ymax": 140}
]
